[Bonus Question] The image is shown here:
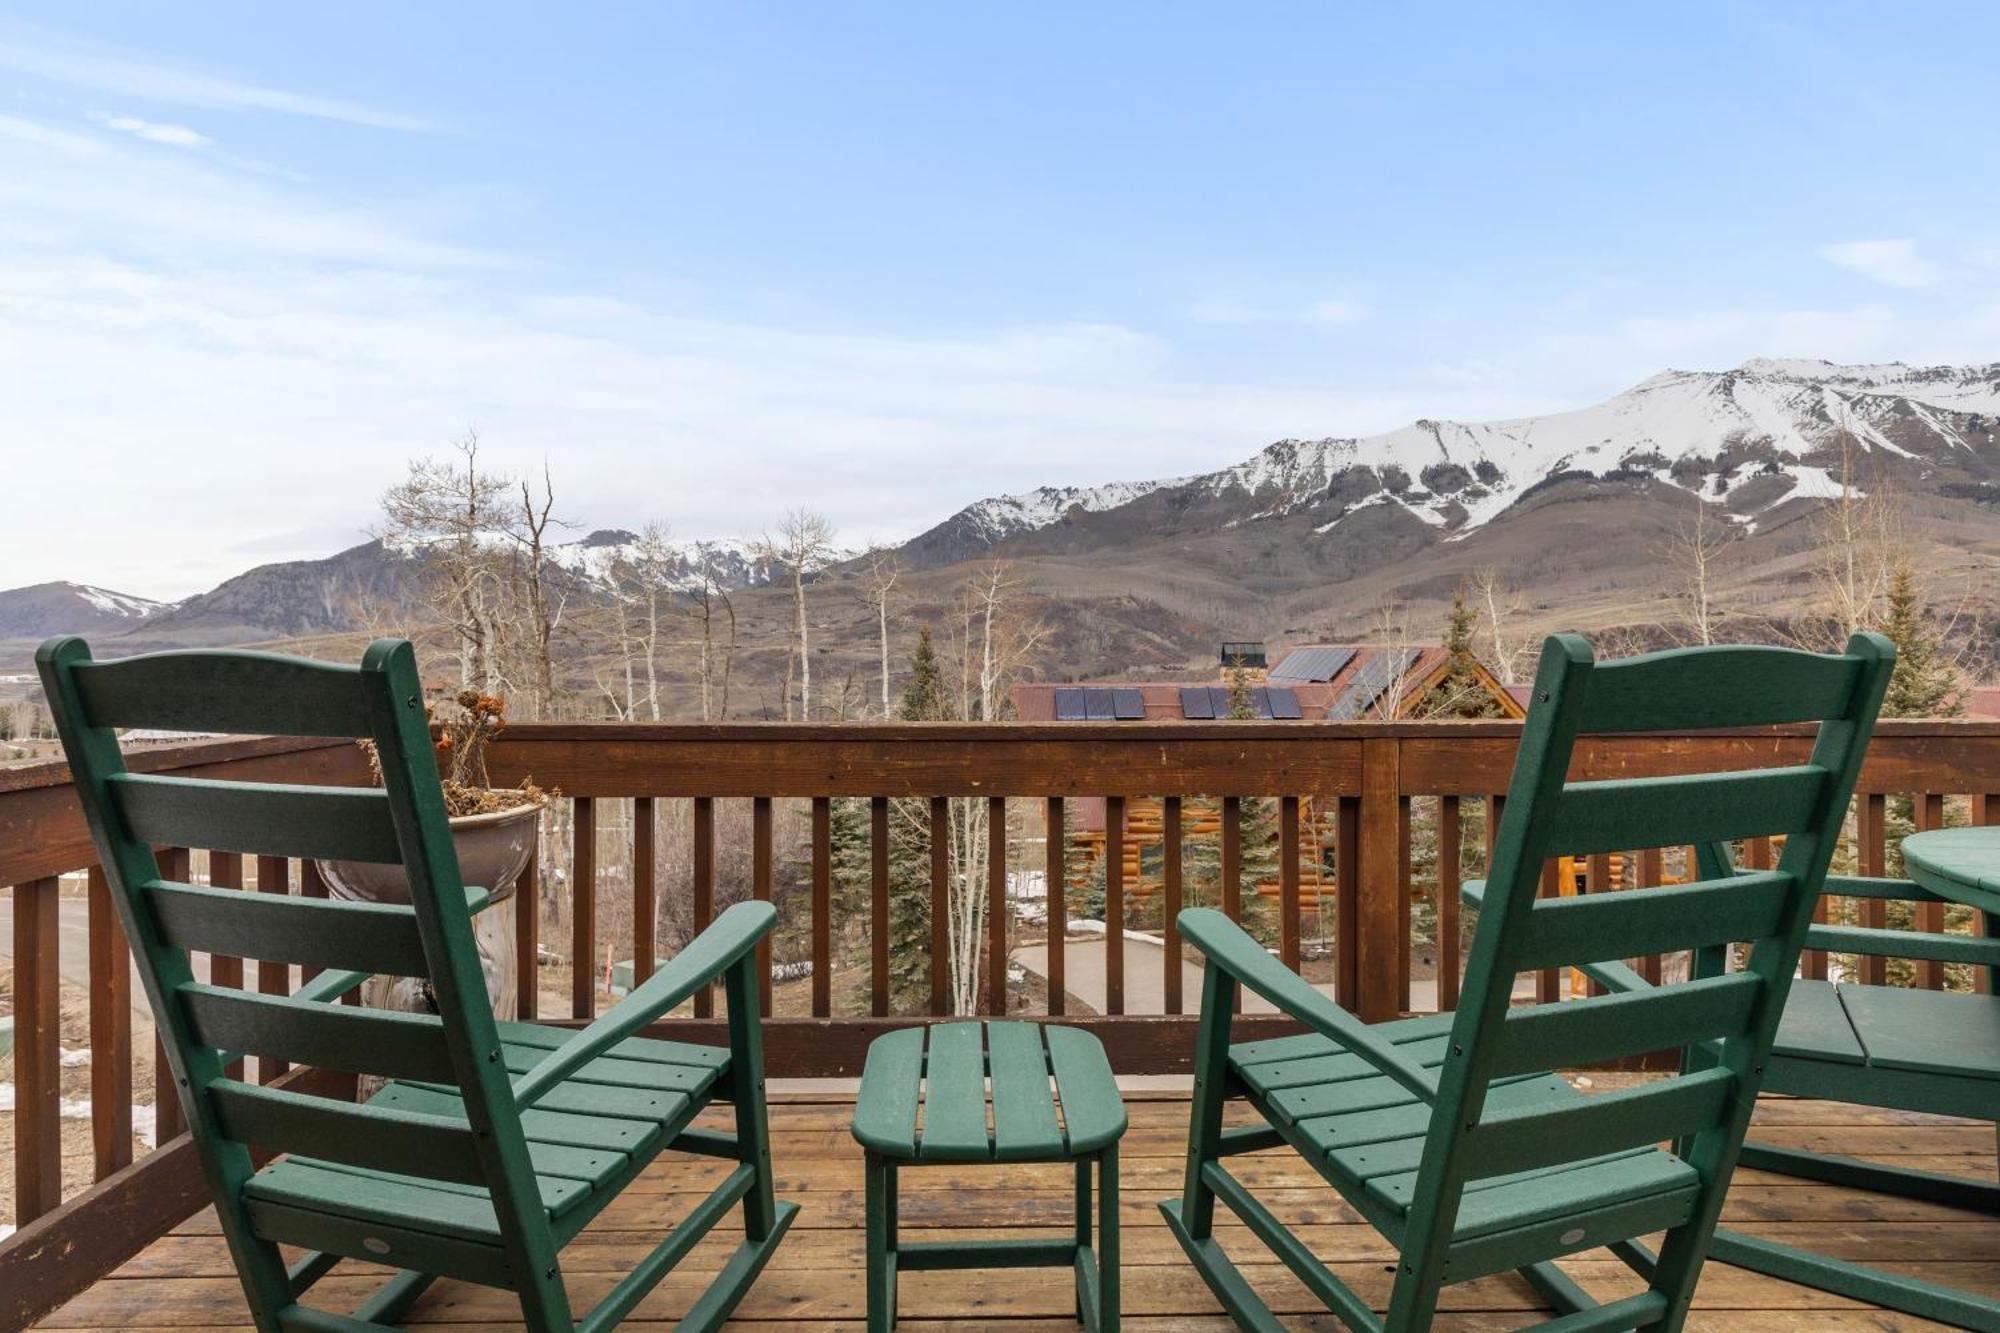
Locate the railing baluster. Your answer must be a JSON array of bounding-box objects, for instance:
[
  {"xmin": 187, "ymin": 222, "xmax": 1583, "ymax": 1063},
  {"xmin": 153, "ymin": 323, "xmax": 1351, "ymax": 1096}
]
[
  {"xmin": 811, "ymin": 797, "xmax": 831, "ymax": 1018},
  {"xmin": 870, "ymin": 797, "xmax": 889, "ymax": 1017},
  {"xmin": 1583, "ymin": 853, "xmax": 1613, "ymax": 997},
  {"xmin": 1104, "ymin": 795, "xmax": 1125, "ymax": 1016},
  {"xmin": 634, "ymin": 797, "xmax": 656, "ymax": 987},
  {"xmin": 1536, "ymin": 860, "xmax": 1561, "ymax": 1004},
  {"xmin": 929, "ymin": 796, "xmax": 949, "ymax": 1017},
  {"xmin": 1044, "ymin": 796, "xmax": 1065, "ymax": 1018},
  {"xmin": 1395, "ymin": 794, "xmax": 1412, "ymax": 1011},
  {"xmin": 1916, "ymin": 792, "xmax": 1946, "ymax": 990},
  {"xmin": 752, "ymin": 796, "xmax": 774, "ymax": 1014},
  {"xmin": 1335, "ymin": 795, "xmax": 1359, "ymax": 1009},
  {"xmin": 1437, "ymin": 795, "xmax": 1461, "ymax": 1012},
  {"xmin": 1860, "ymin": 793, "xmax": 1886, "ymax": 986},
  {"xmin": 1978, "ymin": 793, "xmax": 1998, "ymax": 996},
  {"xmin": 571, "ymin": 796, "xmax": 596, "ymax": 1020},
  {"xmin": 1163, "ymin": 795, "xmax": 1183, "ymax": 1015},
  {"xmin": 299, "ymin": 858, "xmax": 327, "ymax": 984},
  {"xmin": 515, "ymin": 843, "xmax": 539, "ymax": 1020},
  {"xmin": 255, "ymin": 855, "xmax": 291, "ymax": 1081},
  {"xmin": 987, "ymin": 795, "xmax": 1007, "ymax": 1015},
  {"xmin": 209, "ymin": 852, "xmax": 245, "ymax": 1078},
  {"xmin": 1221, "ymin": 796, "xmax": 1242, "ymax": 921},
  {"xmin": 1279, "ymin": 795, "xmax": 1301, "ymax": 972},
  {"xmin": 1637, "ymin": 846, "xmax": 1664, "ymax": 985},
  {"xmin": 693, "ymin": 796, "xmax": 715, "ymax": 1019},
  {"xmin": 1357, "ymin": 738, "xmax": 1402, "ymax": 1023},
  {"xmin": 15, "ymin": 876, "xmax": 61, "ymax": 1222},
  {"xmin": 87, "ymin": 865, "xmax": 133, "ymax": 1180},
  {"xmin": 154, "ymin": 848, "xmax": 189, "ymax": 1141}
]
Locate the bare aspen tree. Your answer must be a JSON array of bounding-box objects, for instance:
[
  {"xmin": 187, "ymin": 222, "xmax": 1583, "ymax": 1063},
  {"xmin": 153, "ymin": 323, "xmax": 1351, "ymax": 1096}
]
[
  {"xmin": 379, "ymin": 431, "xmax": 508, "ymax": 688},
  {"xmin": 686, "ymin": 554, "xmax": 737, "ymax": 720},
  {"xmin": 936, "ymin": 562, "xmax": 1051, "ymax": 1013},
  {"xmin": 508, "ymin": 461, "xmax": 569, "ymax": 719},
  {"xmin": 614, "ymin": 522, "xmax": 677, "ymax": 721},
  {"xmin": 1468, "ymin": 566, "xmax": 1525, "ymax": 685},
  {"xmin": 755, "ymin": 508, "xmax": 837, "ymax": 720},
  {"xmin": 1665, "ymin": 497, "xmax": 1733, "ymax": 645},
  {"xmin": 1805, "ymin": 435, "xmax": 1903, "ymax": 648},
  {"xmin": 857, "ymin": 546, "xmax": 902, "ymax": 716}
]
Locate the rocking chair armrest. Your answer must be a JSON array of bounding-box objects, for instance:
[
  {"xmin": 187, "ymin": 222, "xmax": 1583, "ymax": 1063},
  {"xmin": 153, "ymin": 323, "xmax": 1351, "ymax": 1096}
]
[
  {"xmin": 1178, "ymin": 908, "xmax": 1437, "ymax": 1103},
  {"xmin": 514, "ymin": 901, "xmax": 777, "ymax": 1107}
]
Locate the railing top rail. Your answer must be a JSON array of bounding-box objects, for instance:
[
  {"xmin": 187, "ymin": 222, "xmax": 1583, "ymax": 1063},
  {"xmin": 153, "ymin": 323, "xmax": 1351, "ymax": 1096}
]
[{"xmin": 447, "ymin": 717, "xmax": 2000, "ymax": 742}]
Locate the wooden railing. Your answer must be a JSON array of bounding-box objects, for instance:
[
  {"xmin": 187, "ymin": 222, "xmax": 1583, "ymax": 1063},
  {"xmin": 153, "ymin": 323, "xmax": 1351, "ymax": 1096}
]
[{"xmin": 1, "ymin": 718, "xmax": 1997, "ymax": 1327}]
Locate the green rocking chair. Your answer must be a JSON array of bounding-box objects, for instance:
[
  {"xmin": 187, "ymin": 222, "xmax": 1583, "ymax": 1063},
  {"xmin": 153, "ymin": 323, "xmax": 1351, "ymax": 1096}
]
[
  {"xmin": 1164, "ymin": 632, "xmax": 1894, "ymax": 1332},
  {"xmin": 39, "ymin": 636, "xmax": 797, "ymax": 1332}
]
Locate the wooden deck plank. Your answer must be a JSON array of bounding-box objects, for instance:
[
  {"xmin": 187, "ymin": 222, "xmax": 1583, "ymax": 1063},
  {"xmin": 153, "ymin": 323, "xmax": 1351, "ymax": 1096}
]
[{"xmin": 46, "ymin": 1087, "xmax": 1997, "ymax": 1331}]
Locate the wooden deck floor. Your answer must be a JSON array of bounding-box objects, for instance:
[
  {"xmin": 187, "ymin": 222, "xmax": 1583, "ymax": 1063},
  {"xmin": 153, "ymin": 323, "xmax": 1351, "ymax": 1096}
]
[{"xmin": 42, "ymin": 1081, "xmax": 2000, "ymax": 1331}]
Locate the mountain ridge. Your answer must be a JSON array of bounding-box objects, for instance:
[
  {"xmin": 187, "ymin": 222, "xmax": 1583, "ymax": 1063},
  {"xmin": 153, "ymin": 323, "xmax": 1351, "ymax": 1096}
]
[{"xmin": 6, "ymin": 356, "xmax": 1996, "ymax": 649}]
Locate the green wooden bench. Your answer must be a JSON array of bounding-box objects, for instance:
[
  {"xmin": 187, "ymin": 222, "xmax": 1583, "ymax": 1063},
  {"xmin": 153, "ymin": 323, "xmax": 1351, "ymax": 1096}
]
[
  {"xmin": 39, "ymin": 636, "xmax": 797, "ymax": 1332},
  {"xmin": 1167, "ymin": 632, "xmax": 1894, "ymax": 1332},
  {"xmin": 1704, "ymin": 868, "xmax": 2000, "ymax": 1330},
  {"xmin": 851, "ymin": 1021, "xmax": 1127, "ymax": 1332}
]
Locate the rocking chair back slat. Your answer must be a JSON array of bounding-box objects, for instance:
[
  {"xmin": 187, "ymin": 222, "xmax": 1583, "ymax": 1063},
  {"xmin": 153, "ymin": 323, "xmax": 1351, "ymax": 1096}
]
[
  {"xmin": 108, "ymin": 773, "xmax": 406, "ymax": 863},
  {"xmin": 69, "ymin": 648, "xmax": 377, "ymax": 737},
  {"xmin": 146, "ymin": 881, "xmax": 435, "ymax": 976}
]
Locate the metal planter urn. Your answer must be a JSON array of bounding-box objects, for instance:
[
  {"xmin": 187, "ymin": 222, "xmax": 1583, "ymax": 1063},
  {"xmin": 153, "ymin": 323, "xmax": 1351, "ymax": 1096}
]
[{"xmin": 316, "ymin": 800, "xmax": 539, "ymax": 1021}]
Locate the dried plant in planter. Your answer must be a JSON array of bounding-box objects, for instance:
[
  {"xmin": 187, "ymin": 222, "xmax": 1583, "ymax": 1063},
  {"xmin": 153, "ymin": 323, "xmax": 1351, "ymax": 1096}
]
[{"xmin": 363, "ymin": 689, "xmax": 552, "ymax": 815}]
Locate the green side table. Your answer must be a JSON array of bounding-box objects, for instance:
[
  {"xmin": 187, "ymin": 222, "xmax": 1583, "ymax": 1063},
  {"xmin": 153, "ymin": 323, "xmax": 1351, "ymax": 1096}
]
[{"xmin": 851, "ymin": 1021, "xmax": 1127, "ymax": 1331}]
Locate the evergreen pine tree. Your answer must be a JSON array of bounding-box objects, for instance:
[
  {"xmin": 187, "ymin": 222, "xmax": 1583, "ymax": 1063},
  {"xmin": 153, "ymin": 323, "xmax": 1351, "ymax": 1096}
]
[
  {"xmin": 1879, "ymin": 562, "xmax": 1964, "ymax": 720},
  {"xmin": 1419, "ymin": 591, "xmax": 1507, "ymax": 718}
]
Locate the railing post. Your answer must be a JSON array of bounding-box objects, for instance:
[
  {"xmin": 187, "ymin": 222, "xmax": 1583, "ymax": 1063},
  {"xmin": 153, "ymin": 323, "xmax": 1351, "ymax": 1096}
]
[
  {"xmin": 811, "ymin": 797, "xmax": 831, "ymax": 1018},
  {"xmin": 1163, "ymin": 795, "xmax": 1183, "ymax": 1015},
  {"xmin": 693, "ymin": 797, "xmax": 715, "ymax": 1019},
  {"xmin": 1915, "ymin": 792, "xmax": 1946, "ymax": 990},
  {"xmin": 1335, "ymin": 795, "xmax": 1359, "ymax": 1010},
  {"xmin": 571, "ymin": 796, "xmax": 596, "ymax": 1020},
  {"xmin": 1357, "ymin": 738, "xmax": 1402, "ymax": 1023},
  {"xmin": 929, "ymin": 796, "xmax": 950, "ymax": 1016},
  {"xmin": 1045, "ymin": 797, "xmax": 1066, "ymax": 1017},
  {"xmin": 870, "ymin": 797, "xmax": 889, "ymax": 1017},
  {"xmin": 1105, "ymin": 795, "xmax": 1125, "ymax": 1016},
  {"xmin": 515, "ymin": 843, "xmax": 539, "ymax": 1020},
  {"xmin": 14, "ymin": 876, "xmax": 62, "ymax": 1223},
  {"xmin": 87, "ymin": 865, "xmax": 133, "ymax": 1181},
  {"xmin": 752, "ymin": 795, "xmax": 774, "ymax": 1015},
  {"xmin": 634, "ymin": 797, "xmax": 657, "ymax": 987},
  {"xmin": 1436, "ymin": 796, "xmax": 1461, "ymax": 1013},
  {"xmin": 1278, "ymin": 796, "xmax": 1300, "ymax": 972}
]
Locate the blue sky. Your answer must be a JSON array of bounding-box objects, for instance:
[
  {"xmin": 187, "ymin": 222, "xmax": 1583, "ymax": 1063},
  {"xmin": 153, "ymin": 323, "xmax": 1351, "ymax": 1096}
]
[{"xmin": 2, "ymin": 3, "xmax": 1997, "ymax": 597}]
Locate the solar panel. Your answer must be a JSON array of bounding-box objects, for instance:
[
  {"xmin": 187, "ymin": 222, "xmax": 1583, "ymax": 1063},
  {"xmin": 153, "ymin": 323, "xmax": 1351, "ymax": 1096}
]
[
  {"xmin": 1327, "ymin": 649, "xmax": 1419, "ymax": 719},
  {"xmin": 1179, "ymin": 687, "xmax": 1215, "ymax": 719},
  {"xmin": 1251, "ymin": 687, "xmax": 1274, "ymax": 719},
  {"xmin": 1209, "ymin": 686, "xmax": 1235, "ymax": 717},
  {"xmin": 1268, "ymin": 646, "xmax": 1357, "ymax": 683},
  {"xmin": 1084, "ymin": 688, "xmax": 1118, "ymax": 721},
  {"xmin": 1054, "ymin": 688, "xmax": 1087, "ymax": 721},
  {"xmin": 1111, "ymin": 688, "xmax": 1145, "ymax": 720},
  {"xmin": 1268, "ymin": 686, "xmax": 1302, "ymax": 719}
]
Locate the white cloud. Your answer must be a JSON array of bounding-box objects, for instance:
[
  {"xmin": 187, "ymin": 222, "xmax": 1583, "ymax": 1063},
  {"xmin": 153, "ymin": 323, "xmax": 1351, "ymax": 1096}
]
[
  {"xmin": 0, "ymin": 112, "xmax": 106, "ymax": 157},
  {"xmin": 1189, "ymin": 296, "xmax": 1370, "ymax": 326},
  {"xmin": 95, "ymin": 113, "xmax": 211, "ymax": 149},
  {"xmin": 1819, "ymin": 238, "xmax": 1941, "ymax": 289},
  {"xmin": 0, "ymin": 34, "xmax": 438, "ymax": 133}
]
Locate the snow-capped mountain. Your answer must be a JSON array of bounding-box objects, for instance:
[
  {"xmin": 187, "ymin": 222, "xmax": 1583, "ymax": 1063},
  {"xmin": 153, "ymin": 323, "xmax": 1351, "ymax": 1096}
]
[
  {"xmin": 0, "ymin": 581, "xmax": 171, "ymax": 637},
  {"xmin": 10, "ymin": 358, "xmax": 1997, "ymax": 651},
  {"xmin": 543, "ymin": 530, "xmax": 784, "ymax": 593},
  {"xmin": 907, "ymin": 358, "xmax": 2000, "ymax": 563}
]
